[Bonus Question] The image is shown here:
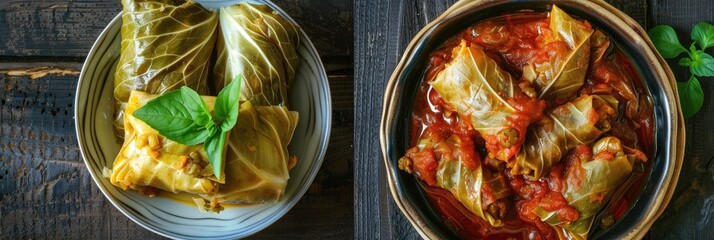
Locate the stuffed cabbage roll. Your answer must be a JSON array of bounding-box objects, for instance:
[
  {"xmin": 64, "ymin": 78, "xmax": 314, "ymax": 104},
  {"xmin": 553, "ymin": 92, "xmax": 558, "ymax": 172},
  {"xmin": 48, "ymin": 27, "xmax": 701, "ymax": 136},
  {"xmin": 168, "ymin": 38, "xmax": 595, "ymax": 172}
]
[
  {"xmin": 584, "ymin": 30, "xmax": 641, "ymax": 120},
  {"xmin": 191, "ymin": 101, "xmax": 298, "ymax": 211},
  {"xmin": 532, "ymin": 5, "xmax": 593, "ymax": 100},
  {"xmin": 110, "ymin": 91, "xmax": 223, "ymax": 195},
  {"xmin": 113, "ymin": 0, "xmax": 218, "ymax": 140},
  {"xmin": 431, "ymin": 40, "xmax": 545, "ymax": 162},
  {"xmin": 534, "ymin": 137, "xmax": 647, "ymax": 239},
  {"xmin": 398, "ymin": 130, "xmax": 511, "ymax": 227},
  {"xmin": 213, "ymin": 2, "xmax": 300, "ymax": 106},
  {"xmin": 511, "ymin": 95, "xmax": 618, "ymax": 179}
]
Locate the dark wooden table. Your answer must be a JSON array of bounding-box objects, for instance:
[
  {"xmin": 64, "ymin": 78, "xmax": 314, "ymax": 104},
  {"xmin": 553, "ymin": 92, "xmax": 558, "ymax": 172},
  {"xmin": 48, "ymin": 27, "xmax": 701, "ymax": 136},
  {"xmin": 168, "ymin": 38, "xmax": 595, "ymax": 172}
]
[
  {"xmin": 0, "ymin": 0, "xmax": 352, "ymax": 238},
  {"xmin": 355, "ymin": 0, "xmax": 714, "ymax": 239}
]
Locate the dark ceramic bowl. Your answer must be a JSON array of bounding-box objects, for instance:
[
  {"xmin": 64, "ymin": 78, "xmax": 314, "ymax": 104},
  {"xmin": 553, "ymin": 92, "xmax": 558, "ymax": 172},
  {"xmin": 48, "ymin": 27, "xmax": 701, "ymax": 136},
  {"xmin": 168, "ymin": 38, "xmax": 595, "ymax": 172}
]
[{"xmin": 380, "ymin": 0, "xmax": 685, "ymax": 239}]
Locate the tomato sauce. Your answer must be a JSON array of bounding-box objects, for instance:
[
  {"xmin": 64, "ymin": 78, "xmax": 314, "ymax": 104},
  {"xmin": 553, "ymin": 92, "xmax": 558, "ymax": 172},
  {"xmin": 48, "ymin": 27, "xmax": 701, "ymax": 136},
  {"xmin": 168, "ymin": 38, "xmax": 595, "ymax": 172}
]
[{"xmin": 406, "ymin": 11, "xmax": 655, "ymax": 239}]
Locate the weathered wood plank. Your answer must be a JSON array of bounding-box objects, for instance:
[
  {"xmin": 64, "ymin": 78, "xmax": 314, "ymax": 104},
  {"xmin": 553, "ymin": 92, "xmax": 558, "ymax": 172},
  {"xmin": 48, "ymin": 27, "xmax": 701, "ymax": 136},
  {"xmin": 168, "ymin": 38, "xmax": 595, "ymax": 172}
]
[
  {"xmin": 353, "ymin": 1, "xmax": 392, "ymax": 238},
  {"xmin": 0, "ymin": 1, "xmax": 121, "ymax": 57},
  {"xmin": 0, "ymin": 0, "xmax": 352, "ymax": 58},
  {"xmin": 354, "ymin": 0, "xmax": 456, "ymax": 239},
  {"xmin": 0, "ymin": 64, "xmax": 353, "ymax": 238},
  {"xmin": 0, "ymin": 63, "xmax": 157, "ymax": 239},
  {"xmin": 646, "ymin": 0, "xmax": 714, "ymax": 239}
]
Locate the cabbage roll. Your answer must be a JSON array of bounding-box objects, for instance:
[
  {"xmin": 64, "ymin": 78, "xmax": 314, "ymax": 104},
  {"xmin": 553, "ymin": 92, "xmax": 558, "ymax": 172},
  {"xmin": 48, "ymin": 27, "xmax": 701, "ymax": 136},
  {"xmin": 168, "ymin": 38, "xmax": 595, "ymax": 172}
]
[
  {"xmin": 213, "ymin": 2, "xmax": 300, "ymax": 106},
  {"xmin": 532, "ymin": 5, "xmax": 593, "ymax": 100},
  {"xmin": 111, "ymin": 91, "xmax": 223, "ymax": 195},
  {"xmin": 114, "ymin": 0, "xmax": 218, "ymax": 140},
  {"xmin": 511, "ymin": 95, "xmax": 618, "ymax": 179},
  {"xmin": 398, "ymin": 130, "xmax": 511, "ymax": 227},
  {"xmin": 533, "ymin": 137, "xmax": 647, "ymax": 239},
  {"xmin": 431, "ymin": 40, "xmax": 545, "ymax": 162},
  {"xmin": 196, "ymin": 101, "xmax": 299, "ymax": 207}
]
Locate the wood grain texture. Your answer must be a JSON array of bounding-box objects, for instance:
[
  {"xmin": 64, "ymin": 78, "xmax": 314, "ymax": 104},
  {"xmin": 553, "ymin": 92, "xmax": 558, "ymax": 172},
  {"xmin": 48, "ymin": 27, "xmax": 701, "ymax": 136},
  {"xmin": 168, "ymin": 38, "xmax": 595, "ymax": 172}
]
[
  {"xmin": 647, "ymin": 0, "xmax": 714, "ymax": 239},
  {"xmin": 0, "ymin": 0, "xmax": 352, "ymax": 58},
  {"xmin": 0, "ymin": 1, "xmax": 121, "ymax": 57},
  {"xmin": 0, "ymin": 63, "xmax": 159, "ymax": 239},
  {"xmin": 354, "ymin": 0, "xmax": 455, "ymax": 239},
  {"xmin": 0, "ymin": 0, "xmax": 353, "ymax": 238}
]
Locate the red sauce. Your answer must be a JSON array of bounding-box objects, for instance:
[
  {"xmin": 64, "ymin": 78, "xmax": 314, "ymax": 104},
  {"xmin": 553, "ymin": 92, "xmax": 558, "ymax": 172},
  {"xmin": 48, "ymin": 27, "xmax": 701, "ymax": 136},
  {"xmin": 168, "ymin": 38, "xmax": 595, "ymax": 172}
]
[
  {"xmin": 422, "ymin": 183, "xmax": 554, "ymax": 240},
  {"xmin": 405, "ymin": 11, "xmax": 655, "ymax": 239}
]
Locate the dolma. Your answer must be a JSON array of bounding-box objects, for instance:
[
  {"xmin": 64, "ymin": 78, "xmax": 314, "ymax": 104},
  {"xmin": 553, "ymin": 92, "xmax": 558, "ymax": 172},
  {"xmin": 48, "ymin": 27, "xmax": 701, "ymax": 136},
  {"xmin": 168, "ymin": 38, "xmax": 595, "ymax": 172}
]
[
  {"xmin": 110, "ymin": 91, "xmax": 223, "ymax": 195},
  {"xmin": 213, "ymin": 2, "xmax": 300, "ymax": 106},
  {"xmin": 195, "ymin": 2, "xmax": 301, "ymax": 210},
  {"xmin": 587, "ymin": 30, "xmax": 641, "ymax": 119},
  {"xmin": 431, "ymin": 40, "xmax": 545, "ymax": 162},
  {"xmin": 511, "ymin": 95, "xmax": 618, "ymax": 179},
  {"xmin": 399, "ymin": 130, "xmax": 511, "ymax": 227},
  {"xmin": 113, "ymin": 0, "xmax": 218, "ymax": 140},
  {"xmin": 532, "ymin": 5, "xmax": 593, "ymax": 100},
  {"xmin": 196, "ymin": 101, "xmax": 299, "ymax": 209},
  {"xmin": 534, "ymin": 137, "xmax": 647, "ymax": 239}
]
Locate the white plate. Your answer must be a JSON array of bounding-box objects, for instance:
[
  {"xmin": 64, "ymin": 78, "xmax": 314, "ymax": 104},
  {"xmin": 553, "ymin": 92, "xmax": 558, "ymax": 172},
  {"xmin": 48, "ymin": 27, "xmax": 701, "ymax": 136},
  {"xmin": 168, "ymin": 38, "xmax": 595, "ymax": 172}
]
[{"xmin": 74, "ymin": 1, "xmax": 331, "ymax": 239}]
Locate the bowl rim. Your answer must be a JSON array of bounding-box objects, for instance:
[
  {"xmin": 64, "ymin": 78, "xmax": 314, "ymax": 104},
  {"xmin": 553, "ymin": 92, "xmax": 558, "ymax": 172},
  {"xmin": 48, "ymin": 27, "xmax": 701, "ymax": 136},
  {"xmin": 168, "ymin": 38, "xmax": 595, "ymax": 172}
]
[
  {"xmin": 379, "ymin": 0, "xmax": 685, "ymax": 239},
  {"xmin": 74, "ymin": 1, "xmax": 332, "ymax": 238}
]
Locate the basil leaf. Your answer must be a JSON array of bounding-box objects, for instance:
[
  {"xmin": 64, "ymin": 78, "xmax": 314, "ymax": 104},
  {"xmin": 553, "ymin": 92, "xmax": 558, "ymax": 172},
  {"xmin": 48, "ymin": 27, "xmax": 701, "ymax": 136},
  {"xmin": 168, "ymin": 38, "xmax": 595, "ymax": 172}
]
[
  {"xmin": 133, "ymin": 88, "xmax": 214, "ymax": 145},
  {"xmin": 648, "ymin": 25, "xmax": 687, "ymax": 58},
  {"xmin": 178, "ymin": 86, "xmax": 213, "ymax": 128},
  {"xmin": 204, "ymin": 129, "xmax": 227, "ymax": 179},
  {"xmin": 677, "ymin": 76, "xmax": 704, "ymax": 118},
  {"xmin": 692, "ymin": 22, "xmax": 714, "ymax": 50},
  {"xmin": 214, "ymin": 75, "xmax": 243, "ymax": 132},
  {"xmin": 690, "ymin": 51, "xmax": 714, "ymax": 77},
  {"xmin": 679, "ymin": 57, "xmax": 692, "ymax": 66}
]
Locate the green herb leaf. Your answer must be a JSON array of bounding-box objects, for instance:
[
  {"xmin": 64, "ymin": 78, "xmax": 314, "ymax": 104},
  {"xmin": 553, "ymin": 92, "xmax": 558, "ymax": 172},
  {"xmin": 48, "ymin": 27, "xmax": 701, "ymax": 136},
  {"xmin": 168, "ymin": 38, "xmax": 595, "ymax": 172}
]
[
  {"xmin": 133, "ymin": 87, "xmax": 214, "ymax": 145},
  {"xmin": 690, "ymin": 51, "xmax": 714, "ymax": 77},
  {"xmin": 677, "ymin": 75, "xmax": 704, "ymax": 118},
  {"xmin": 679, "ymin": 57, "xmax": 692, "ymax": 66},
  {"xmin": 204, "ymin": 130, "xmax": 227, "ymax": 179},
  {"xmin": 648, "ymin": 25, "xmax": 688, "ymax": 58},
  {"xmin": 691, "ymin": 22, "xmax": 714, "ymax": 50},
  {"xmin": 214, "ymin": 75, "xmax": 243, "ymax": 132},
  {"xmin": 180, "ymin": 86, "xmax": 214, "ymax": 129}
]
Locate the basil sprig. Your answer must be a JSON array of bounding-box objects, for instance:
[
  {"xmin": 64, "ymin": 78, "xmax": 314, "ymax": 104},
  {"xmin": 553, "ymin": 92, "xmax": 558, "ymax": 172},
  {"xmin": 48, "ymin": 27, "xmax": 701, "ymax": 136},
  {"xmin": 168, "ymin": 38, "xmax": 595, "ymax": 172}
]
[
  {"xmin": 649, "ymin": 23, "xmax": 714, "ymax": 118},
  {"xmin": 133, "ymin": 76, "xmax": 243, "ymax": 179}
]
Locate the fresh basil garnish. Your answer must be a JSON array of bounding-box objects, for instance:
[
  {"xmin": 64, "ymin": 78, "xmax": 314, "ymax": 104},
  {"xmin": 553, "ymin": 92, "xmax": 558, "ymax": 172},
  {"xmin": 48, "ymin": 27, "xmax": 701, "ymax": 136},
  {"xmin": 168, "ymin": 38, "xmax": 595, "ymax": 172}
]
[
  {"xmin": 649, "ymin": 23, "xmax": 713, "ymax": 118},
  {"xmin": 649, "ymin": 25, "xmax": 687, "ymax": 59},
  {"xmin": 692, "ymin": 22, "xmax": 714, "ymax": 50},
  {"xmin": 133, "ymin": 87, "xmax": 214, "ymax": 146},
  {"xmin": 214, "ymin": 75, "xmax": 243, "ymax": 132},
  {"xmin": 133, "ymin": 76, "xmax": 243, "ymax": 179},
  {"xmin": 678, "ymin": 76, "xmax": 704, "ymax": 118}
]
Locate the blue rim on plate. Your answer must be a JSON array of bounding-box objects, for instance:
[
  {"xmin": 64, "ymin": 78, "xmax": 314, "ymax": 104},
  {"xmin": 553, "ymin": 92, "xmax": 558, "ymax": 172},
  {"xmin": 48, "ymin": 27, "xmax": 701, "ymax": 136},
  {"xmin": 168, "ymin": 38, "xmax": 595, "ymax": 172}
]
[
  {"xmin": 75, "ymin": 1, "xmax": 331, "ymax": 239},
  {"xmin": 380, "ymin": 0, "xmax": 684, "ymax": 239}
]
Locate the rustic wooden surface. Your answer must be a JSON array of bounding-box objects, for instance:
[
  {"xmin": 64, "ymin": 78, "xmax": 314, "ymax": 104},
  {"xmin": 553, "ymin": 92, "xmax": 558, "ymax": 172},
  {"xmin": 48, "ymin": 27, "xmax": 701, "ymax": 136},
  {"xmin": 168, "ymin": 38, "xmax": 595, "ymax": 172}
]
[
  {"xmin": 0, "ymin": 0, "xmax": 353, "ymax": 239},
  {"xmin": 355, "ymin": 0, "xmax": 714, "ymax": 239}
]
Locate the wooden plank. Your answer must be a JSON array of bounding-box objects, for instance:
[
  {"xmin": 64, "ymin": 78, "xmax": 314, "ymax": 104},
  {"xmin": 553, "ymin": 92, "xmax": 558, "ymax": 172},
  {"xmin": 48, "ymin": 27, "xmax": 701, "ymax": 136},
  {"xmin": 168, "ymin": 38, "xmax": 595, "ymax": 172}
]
[
  {"xmin": 0, "ymin": 64, "xmax": 353, "ymax": 238},
  {"xmin": 353, "ymin": 0, "xmax": 394, "ymax": 238},
  {"xmin": 0, "ymin": 63, "xmax": 157, "ymax": 239},
  {"xmin": 0, "ymin": 1, "xmax": 121, "ymax": 57},
  {"xmin": 646, "ymin": 0, "xmax": 714, "ymax": 239},
  {"xmin": 354, "ymin": 0, "xmax": 650, "ymax": 239},
  {"xmin": 354, "ymin": 0, "xmax": 456, "ymax": 239},
  {"xmin": 0, "ymin": 0, "xmax": 352, "ymax": 58}
]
